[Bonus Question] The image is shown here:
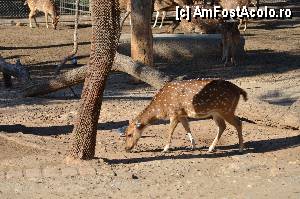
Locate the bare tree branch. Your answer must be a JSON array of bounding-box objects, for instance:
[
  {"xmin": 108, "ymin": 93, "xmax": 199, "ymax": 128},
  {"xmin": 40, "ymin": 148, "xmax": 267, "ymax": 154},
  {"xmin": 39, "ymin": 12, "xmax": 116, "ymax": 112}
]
[{"xmin": 22, "ymin": 52, "xmax": 171, "ymax": 97}]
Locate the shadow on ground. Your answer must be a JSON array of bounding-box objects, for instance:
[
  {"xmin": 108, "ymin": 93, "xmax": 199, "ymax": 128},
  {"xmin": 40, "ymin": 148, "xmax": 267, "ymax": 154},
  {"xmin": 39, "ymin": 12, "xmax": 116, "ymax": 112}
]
[
  {"xmin": 0, "ymin": 120, "xmax": 129, "ymax": 136},
  {"xmin": 103, "ymin": 135, "xmax": 300, "ymax": 164}
]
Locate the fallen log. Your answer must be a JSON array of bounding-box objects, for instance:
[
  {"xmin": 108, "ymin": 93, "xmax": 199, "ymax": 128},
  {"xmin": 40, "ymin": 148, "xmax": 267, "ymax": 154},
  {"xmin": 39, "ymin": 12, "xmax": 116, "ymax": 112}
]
[
  {"xmin": 118, "ymin": 33, "xmax": 245, "ymax": 62},
  {"xmin": 0, "ymin": 56, "xmax": 30, "ymax": 86},
  {"xmin": 22, "ymin": 53, "xmax": 171, "ymax": 97}
]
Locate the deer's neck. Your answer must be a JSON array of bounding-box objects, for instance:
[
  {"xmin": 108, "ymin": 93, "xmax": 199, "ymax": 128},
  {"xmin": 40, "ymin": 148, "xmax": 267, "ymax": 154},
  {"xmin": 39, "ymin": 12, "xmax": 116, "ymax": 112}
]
[{"xmin": 136, "ymin": 103, "xmax": 158, "ymax": 126}]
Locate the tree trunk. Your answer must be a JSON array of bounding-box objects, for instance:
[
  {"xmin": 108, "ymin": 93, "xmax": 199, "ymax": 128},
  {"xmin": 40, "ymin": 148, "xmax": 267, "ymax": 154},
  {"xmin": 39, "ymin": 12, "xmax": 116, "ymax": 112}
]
[
  {"xmin": 131, "ymin": 0, "xmax": 153, "ymax": 67},
  {"xmin": 68, "ymin": 0, "xmax": 120, "ymax": 160},
  {"xmin": 0, "ymin": 56, "xmax": 30, "ymax": 85},
  {"xmin": 22, "ymin": 53, "xmax": 170, "ymax": 97}
]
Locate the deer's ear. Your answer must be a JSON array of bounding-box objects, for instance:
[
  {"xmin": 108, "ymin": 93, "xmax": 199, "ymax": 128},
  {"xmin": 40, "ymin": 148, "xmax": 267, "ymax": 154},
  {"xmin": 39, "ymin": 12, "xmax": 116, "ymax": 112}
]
[{"xmin": 135, "ymin": 122, "xmax": 142, "ymax": 129}]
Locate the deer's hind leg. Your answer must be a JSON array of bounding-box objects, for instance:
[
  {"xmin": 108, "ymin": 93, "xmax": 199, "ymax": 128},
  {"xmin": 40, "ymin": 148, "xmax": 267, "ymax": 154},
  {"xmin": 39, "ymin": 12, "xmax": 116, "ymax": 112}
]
[
  {"xmin": 163, "ymin": 117, "xmax": 179, "ymax": 153},
  {"xmin": 223, "ymin": 113, "xmax": 244, "ymax": 152},
  {"xmin": 208, "ymin": 116, "xmax": 226, "ymax": 152},
  {"xmin": 179, "ymin": 117, "xmax": 195, "ymax": 150}
]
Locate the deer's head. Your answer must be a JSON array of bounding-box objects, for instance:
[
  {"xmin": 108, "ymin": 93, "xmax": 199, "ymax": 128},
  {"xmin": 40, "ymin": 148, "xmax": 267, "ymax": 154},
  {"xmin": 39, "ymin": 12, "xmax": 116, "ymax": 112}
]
[{"xmin": 125, "ymin": 120, "xmax": 145, "ymax": 152}]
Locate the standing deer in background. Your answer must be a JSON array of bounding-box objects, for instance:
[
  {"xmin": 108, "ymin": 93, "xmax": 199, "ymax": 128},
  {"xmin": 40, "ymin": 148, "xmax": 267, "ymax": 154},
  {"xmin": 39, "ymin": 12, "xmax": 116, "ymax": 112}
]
[
  {"xmin": 125, "ymin": 79, "xmax": 248, "ymax": 153},
  {"xmin": 168, "ymin": 2, "xmax": 221, "ymax": 34},
  {"xmin": 221, "ymin": 20, "xmax": 241, "ymax": 66},
  {"xmin": 153, "ymin": 0, "xmax": 193, "ymax": 28},
  {"xmin": 168, "ymin": 2, "xmax": 241, "ymax": 67},
  {"xmin": 24, "ymin": 0, "xmax": 59, "ymax": 29}
]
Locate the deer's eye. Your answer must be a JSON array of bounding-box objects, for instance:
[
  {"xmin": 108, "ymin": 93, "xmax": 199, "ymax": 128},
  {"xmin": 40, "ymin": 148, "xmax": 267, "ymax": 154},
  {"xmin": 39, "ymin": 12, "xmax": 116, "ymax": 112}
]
[{"xmin": 127, "ymin": 134, "xmax": 133, "ymax": 137}]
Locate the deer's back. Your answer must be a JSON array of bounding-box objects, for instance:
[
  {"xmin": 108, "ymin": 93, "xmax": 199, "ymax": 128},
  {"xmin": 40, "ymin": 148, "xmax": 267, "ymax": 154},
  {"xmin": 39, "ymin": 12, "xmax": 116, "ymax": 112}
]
[
  {"xmin": 151, "ymin": 79, "xmax": 243, "ymax": 118},
  {"xmin": 27, "ymin": 0, "xmax": 56, "ymax": 12}
]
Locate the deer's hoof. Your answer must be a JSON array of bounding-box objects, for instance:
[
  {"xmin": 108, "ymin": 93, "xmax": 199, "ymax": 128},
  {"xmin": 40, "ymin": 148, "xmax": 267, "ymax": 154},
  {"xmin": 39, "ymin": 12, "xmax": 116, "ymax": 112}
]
[
  {"xmin": 191, "ymin": 141, "xmax": 196, "ymax": 150},
  {"xmin": 208, "ymin": 147, "xmax": 216, "ymax": 153},
  {"xmin": 162, "ymin": 149, "xmax": 170, "ymax": 153}
]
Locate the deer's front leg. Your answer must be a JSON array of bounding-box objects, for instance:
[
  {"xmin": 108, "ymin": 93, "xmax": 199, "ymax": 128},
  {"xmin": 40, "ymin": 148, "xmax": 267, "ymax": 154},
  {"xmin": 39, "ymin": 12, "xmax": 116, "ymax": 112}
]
[
  {"xmin": 45, "ymin": 13, "xmax": 49, "ymax": 28},
  {"xmin": 29, "ymin": 11, "xmax": 35, "ymax": 28},
  {"xmin": 179, "ymin": 117, "xmax": 195, "ymax": 150},
  {"xmin": 163, "ymin": 117, "xmax": 178, "ymax": 153},
  {"xmin": 159, "ymin": 11, "xmax": 166, "ymax": 29}
]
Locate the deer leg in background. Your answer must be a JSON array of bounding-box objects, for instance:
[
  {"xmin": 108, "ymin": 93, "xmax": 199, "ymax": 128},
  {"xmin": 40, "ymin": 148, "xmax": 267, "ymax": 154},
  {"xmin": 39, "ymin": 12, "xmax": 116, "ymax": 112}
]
[
  {"xmin": 29, "ymin": 10, "xmax": 35, "ymax": 28},
  {"xmin": 243, "ymin": 19, "xmax": 247, "ymax": 31},
  {"xmin": 221, "ymin": 33, "xmax": 229, "ymax": 66},
  {"xmin": 179, "ymin": 117, "xmax": 195, "ymax": 150},
  {"xmin": 231, "ymin": 23, "xmax": 240, "ymax": 66},
  {"xmin": 163, "ymin": 117, "xmax": 179, "ymax": 152},
  {"xmin": 120, "ymin": 10, "xmax": 131, "ymax": 32},
  {"xmin": 159, "ymin": 11, "xmax": 166, "ymax": 29},
  {"xmin": 152, "ymin": 11, "xmax": 160, "ymax": 28},
  {"xmin": 238, "ymin": 19, "xmax": 242, "ymax": 30},
  {"xmin": 45, "ymin": 13, "xmax": 49, "ymax": 28},
  {"xmin": 50, "ymin": 14, "xmax": 55, "ymax": 28}
]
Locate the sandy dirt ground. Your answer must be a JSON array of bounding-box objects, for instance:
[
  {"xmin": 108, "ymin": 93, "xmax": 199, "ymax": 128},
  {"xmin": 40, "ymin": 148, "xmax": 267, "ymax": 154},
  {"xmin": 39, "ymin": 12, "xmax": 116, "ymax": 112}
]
[{"xmin": 0, "ymin": 15, "xmax": 299, "ymax": 199}]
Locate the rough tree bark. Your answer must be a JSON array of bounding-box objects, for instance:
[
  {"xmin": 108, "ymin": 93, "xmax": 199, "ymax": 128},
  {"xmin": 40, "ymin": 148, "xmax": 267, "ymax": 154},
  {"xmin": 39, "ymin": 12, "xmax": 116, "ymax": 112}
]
[
  {"xmin": 131, "ymin": 0, "xmax": 153, "ymax": 67},
  {"xmin": 55, "ymin": 0, "xmax": 80, "ymax": 75},
  {"xmin": 68, "ymin": 0, "xmax": 120, "ymax": 160}
]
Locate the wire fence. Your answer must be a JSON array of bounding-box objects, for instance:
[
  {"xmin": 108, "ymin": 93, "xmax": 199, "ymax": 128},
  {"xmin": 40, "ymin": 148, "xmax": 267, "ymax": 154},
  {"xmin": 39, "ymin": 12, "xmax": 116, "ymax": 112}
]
[
  {"xmin": 0, "ymin": 0, "xmax": 29, "ymax": 18},
  {"xmin": 59, "ymin": 0, "xmax": 90, "ymax": 15},
  {"xmin": 0, "ymin": 0, "xmax": 294, "ymax": 18},
  {"xmin": 0, "ymin": 0, "xmax": 90, "ymax": 18}
]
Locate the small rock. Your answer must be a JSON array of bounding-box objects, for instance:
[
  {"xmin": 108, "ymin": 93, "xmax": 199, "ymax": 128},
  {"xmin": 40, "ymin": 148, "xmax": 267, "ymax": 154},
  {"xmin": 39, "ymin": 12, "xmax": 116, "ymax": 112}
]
[{"xmin": 132, "ymin": 174, "xmax": 139, "ymax": 179}]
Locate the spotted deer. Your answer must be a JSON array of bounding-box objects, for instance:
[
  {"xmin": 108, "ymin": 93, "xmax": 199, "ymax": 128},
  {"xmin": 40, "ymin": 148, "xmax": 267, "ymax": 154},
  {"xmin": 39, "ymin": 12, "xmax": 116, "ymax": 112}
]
[
  {"xmin": 125, "ymin": 79, "xmax": 248, "ymax": 153},
  {"xmin": 24, "ymin": 0, "xmax": 59, "ymax": 29},
  {"xmin": 168, "ymin": 2, "xmax": 221, "ymax": 34},
  {"xmin": 153, "ymin": 0, "xmax": 193, "ymax": 28}
]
